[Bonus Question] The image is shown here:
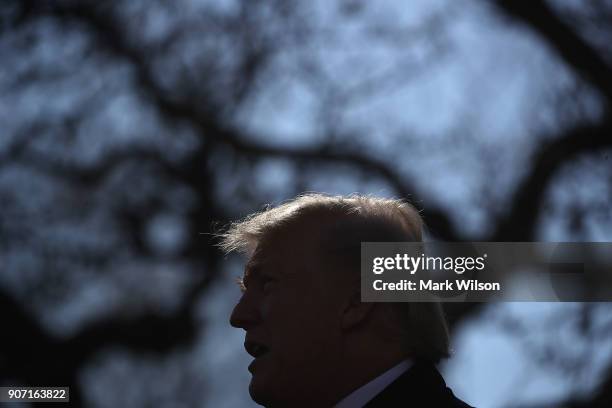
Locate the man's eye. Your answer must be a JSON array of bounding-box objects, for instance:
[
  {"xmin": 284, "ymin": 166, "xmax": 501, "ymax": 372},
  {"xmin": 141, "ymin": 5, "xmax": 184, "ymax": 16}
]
[{"xmin": 262, "ymin": 278, "xmax": 276, "ymax": 291}]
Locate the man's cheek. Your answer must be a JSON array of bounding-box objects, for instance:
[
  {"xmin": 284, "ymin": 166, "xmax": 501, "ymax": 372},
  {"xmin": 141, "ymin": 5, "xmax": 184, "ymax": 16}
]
[
  {"xmin": 260, "ymin": 300, "xmax": 270, "ymax": 317},
  {"xmin": 260, "ymin": 294, "xmax": 286, "ymax": 318}
]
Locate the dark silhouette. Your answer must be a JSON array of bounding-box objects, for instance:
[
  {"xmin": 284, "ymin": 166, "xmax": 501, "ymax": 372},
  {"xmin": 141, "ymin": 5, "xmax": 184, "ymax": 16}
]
[{"xmin": 222, "ymin": 194, "xmax": 472, "ymax": 407}]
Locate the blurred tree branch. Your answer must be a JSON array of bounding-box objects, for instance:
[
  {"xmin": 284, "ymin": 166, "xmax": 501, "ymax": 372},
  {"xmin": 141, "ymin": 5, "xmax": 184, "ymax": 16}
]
[
  {"xmin": 492, "ymin": 118, "xmax": 612, "ymax": 241},
  {"xmin": 490, "ymin": 2, "xmax": 612, "ymax": 406},
  {"xmin": 13, "ymin": 0, "xmax": 464, "ymax": 242},
  {"xmin": 494, "ymin": 0, "xmax": 612, "ymax": 106}
]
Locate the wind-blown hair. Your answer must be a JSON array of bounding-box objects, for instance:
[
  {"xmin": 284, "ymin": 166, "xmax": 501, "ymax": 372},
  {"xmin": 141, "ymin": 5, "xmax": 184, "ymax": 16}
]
[{"xmin": 219, "ymin": 193, "xmax": 450, "ymax": 362}]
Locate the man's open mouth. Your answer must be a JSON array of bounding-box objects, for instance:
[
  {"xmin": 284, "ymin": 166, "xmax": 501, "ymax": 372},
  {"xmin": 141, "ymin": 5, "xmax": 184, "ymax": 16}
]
[{"xmin": 245, "ymin": 341, "xmax": 270, "ymax": 358}]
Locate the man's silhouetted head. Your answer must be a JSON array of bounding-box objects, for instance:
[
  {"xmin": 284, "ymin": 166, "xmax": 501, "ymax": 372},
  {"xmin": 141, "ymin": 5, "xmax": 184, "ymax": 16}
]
[{"xmin": 222, "ymin": 193, "xmax": 450, "ymax": 407}]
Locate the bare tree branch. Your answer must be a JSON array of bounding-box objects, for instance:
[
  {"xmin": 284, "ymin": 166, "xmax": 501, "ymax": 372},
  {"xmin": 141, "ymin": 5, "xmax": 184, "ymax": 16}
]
[
  {"xmin": 15, "ymin": 0, "xmax": 464, "ymax": 241},
  {"xmin": 493, "ymin": 0, "xmax": 612, "ymax": 106},
  {"xmin": 493, "ymin": 117, "xmax": 612, "ymax": 240}
]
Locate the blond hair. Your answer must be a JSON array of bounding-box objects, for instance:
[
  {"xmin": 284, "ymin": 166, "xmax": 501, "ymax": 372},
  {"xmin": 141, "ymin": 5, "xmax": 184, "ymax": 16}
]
[{"xmin": 219, "ymin": 193, "xmax": 450, "ymax": 362}]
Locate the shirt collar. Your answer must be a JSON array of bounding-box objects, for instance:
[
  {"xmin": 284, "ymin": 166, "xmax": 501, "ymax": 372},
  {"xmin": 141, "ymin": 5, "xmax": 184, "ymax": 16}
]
[{"xmin": 334, "ymin": 359, "xmax": 413, "ymax": 408}]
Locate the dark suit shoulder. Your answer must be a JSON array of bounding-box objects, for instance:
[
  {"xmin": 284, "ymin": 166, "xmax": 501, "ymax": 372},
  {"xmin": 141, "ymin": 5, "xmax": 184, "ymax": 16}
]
[{"xmin": 364, "ymin": 361, "xmax": 474, "ymax": 408}]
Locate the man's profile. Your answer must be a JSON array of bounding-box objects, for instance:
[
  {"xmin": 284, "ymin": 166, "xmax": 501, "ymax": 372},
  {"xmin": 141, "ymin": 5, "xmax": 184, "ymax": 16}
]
[{"xmin": 220, "ymin": 193, "xmax": 472, "ymax": 407}]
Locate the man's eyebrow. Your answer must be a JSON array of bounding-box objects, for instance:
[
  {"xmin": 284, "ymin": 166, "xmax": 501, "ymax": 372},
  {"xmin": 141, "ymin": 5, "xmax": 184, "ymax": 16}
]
[
  {"xmin": 240, "ymin": 259, "xmax": 263, "ymax": 289},
  {"xmin": 244, "ymin": 259, "xmax": 263, "ymax": 277}
]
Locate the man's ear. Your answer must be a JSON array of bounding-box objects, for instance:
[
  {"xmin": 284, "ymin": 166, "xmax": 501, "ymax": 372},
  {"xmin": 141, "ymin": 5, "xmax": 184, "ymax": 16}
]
[{"xmin": 341, "ymin": 290, "xmax": 376, "ymax": 330}]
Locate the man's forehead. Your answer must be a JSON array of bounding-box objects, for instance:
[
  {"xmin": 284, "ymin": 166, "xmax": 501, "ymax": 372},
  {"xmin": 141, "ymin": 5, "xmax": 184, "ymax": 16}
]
[
  {"xmin": 244, "ymin": 223, "xmax": 327, "ymax": 272},
  {"xmin": 244, "ymin": 241, "xmax": 292, "ymax": 271},
  {"xmin": 244, "ymin": 254, "xmax": 264, "ymax": 273},
  {"xmin": 243, "ymin": 243, "xmax": 281, "ymax": 277}
]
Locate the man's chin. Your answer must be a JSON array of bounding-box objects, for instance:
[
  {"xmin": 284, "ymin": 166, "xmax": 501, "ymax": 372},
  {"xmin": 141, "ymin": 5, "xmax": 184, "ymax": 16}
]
[
  {"xmin": 248, "ymin": 378, "xmax": 277, "ymax": 407},
  {"xmin": 248, "ymin": 368, "xmax": 324, "ymax": 407},
  {"xmin": 249, "ymin": 365, "xmax": 290, "ymax": 407}
]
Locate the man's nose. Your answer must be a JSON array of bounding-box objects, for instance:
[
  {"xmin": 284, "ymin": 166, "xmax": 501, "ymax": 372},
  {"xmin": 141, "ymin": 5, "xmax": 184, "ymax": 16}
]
[{"xmin": 229, "ymin": 293, "xmax": 260, "ymax": 330}]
